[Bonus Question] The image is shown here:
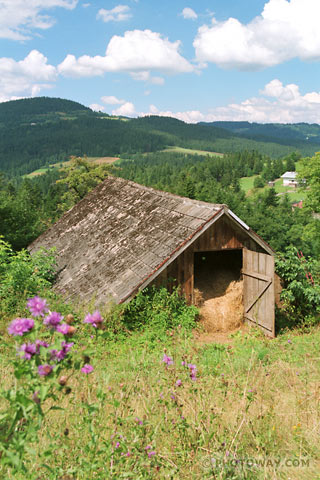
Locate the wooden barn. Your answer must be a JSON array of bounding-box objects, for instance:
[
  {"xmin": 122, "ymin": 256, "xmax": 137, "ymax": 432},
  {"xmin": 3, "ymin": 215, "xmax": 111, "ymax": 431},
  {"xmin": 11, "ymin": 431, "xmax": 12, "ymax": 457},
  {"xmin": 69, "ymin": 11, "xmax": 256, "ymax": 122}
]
[{"xmin": 29, "ymin": 176, "xmax": 277, "ymax": 337}]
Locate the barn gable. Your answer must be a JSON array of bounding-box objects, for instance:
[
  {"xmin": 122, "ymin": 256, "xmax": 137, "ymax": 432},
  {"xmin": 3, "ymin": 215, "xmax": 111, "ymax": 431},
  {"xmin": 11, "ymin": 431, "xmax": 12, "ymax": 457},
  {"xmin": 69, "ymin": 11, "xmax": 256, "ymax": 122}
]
[{"xmin": 29, "ymin": 176, "xmax": 274, "ymax": 316}]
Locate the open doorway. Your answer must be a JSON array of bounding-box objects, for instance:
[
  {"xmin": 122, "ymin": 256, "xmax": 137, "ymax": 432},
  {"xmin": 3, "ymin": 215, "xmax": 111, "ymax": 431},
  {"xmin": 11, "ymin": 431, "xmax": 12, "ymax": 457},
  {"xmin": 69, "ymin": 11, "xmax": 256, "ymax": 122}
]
[{"xmin": 194, "ymin": 249, "xmax": 244, "ymax": 333}]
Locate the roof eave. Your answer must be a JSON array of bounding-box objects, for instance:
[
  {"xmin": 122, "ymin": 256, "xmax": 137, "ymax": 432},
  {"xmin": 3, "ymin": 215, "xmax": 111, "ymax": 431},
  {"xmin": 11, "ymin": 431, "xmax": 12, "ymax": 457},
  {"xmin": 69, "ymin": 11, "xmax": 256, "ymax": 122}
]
[{"xmin": 119, "ymin": 206, "xmax": 226, "ymax": 303}]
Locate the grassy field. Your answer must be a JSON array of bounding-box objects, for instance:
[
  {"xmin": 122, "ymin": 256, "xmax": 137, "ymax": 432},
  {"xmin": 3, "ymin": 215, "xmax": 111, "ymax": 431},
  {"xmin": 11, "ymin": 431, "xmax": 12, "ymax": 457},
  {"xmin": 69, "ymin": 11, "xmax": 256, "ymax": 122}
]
[
  {"xmin": 27, "ymin": 156, "xmax": 120, "ymax": 177},
  {"xmin": 163, "ymin": 146, "xmax": 224, "ymax": 157},
  {"xmin": 1, "ymin": 298, "xmax": 320, "ymax": 479},
  {"xmin": 240, "ymin": 176, "xmax": 307, "ymax": 202}
]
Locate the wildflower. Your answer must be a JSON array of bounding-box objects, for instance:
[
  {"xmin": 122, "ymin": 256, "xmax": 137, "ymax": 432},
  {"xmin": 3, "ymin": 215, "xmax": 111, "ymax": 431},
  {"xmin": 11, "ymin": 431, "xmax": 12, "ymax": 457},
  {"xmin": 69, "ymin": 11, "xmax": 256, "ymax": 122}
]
[
  {"xmin": 145, "ymin": 445, "xmax": 152, "ymax": 450},
  {"xmin": 187, "ymin": 363, "xmax": 197, "ymax": 380},
  {"xmin": 35, "ymin": 339, "xmax": 49, "ymax": 349},
  {"xmin": 148, "ymin": 451, "xmax": 156, "ymax": 458},
  {"xmin": 66, "ymin": 314, "xmax": 74, "ymax": 324},
  {"xmin": 115, "ymin": 442, "xmax": 120, "ymax": 449},
  {"xmin": 175, "ymin": 379, "xmax": 182, "ymax": 387},
  {"xmin": 44, "ymin": 311, "xmax": 63, "ymax": 328},
  {"xmin": 162, "ymin": 354, "xmax": 174, "ymax": 365},
  {"xmin": 18, "ymin": 342, "xmax": 37, "ymax": 360},
  {"xmin": 8, "ymin": 317, "xmax": 34, "ymax": 336},
  {"xmin": 287, "ymin": 339, "xmax": 292, "ymax": 344},
  {"xmin": 51, "ymin": 341, "xmax": 74, "ymax": 362},
  {"xmin": 126, "ymin": 451, "xmax": 131, "ymax": 457},
  {"xmin": 32, "ymin": 391, "xmax": 40, "ymax": 404},
  {"xmin": 135, "ymin": 417, "xmax": 143, "ymax": 425},
  {"xmin": 170, "ymin": 393, "xmax": 176, "ymax": 400},
  {"xmin": 56, "ymin": 323, "xmax": 71, "ymax": 335},
  {"xmin": 27, "ymin": 296, "xmax": 48, "ymax": 317},
  {"xmin": 84, "ymin": 310, "xmax": 103, "ymax": 328},
  {"xmin": 59, "ymin": 376, "xmax": 68, "ymax": 386},
  {"xmin": 81, "ymin": 364, "xmax": 94, "ymax": 374},
  {"xmin": 66, "ymin": 326, "xmax": 76, "ymax": 336},
  {"xmin": 181, "ymin": 361, "xmax": 186, "ymax": 366},
  {"xmin": 38, "ymin": 364, "xmax": 53, "ymax": 376}
]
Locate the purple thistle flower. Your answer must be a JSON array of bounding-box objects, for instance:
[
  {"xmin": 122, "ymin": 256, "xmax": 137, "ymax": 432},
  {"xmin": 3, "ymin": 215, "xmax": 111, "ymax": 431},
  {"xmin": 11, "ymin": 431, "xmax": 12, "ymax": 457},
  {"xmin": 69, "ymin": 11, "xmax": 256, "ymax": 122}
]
[
  {"xmin": 44, "ymin": 311, "xmax": 63, "ymax": 328},
  {"xmin": 19, "ymin": 339, "xmax": 49, "ymax": 360},
  {"xmin": 187, "ymin": 363, "xmax": 197, "ymax": 372},
  {"xmin": 287, "ymin": 339, "xmax": 292, "ymax": 344},
  {"xmin": 181, "ymin": 361, "xmax": 186, "ymax": 366},
  {"xmin": 38, "ymin": 364, "xmax": 53, "ymax": 376},
  {"xmin": 162, "ymin": 354, "xmax": 174, "ymax": 365},
  {"xmin": 148, "ymin": 451, "xmax": 156, "ymax": 458},
  {"xmin": 18, "ymin": 342, "xmax": 37, "ymax": 360},
  {"xmin": 84, "ymin": 310, "xmax": 103, "ymax": 328},
  {"xmin": 81, "ymin": 364, "xmax": 94, "ymax": 374},
  {"xmin": 35, "ymin": 339, "xmax": 49, "ymax": 350},
  {"xmin": 115, "ymin": 442, "xmax": 120, "ymax": 449},
  {"xmin": 8, "ymin": 317, "xmax": 34, "ymax": 336},
  {"xmin": 145, "ymin": 445, "xmax": 152, "ymax": 450},
  {"xmin": 56, "ymin": 323, "xmax": 70, "ymax": 335},
  {"xmin": 175, "ymin": 379, "xmax": 182, "ymax": 387},
  {"xmin": 135, "ymin": 417, "xmax": 143, "ymax": 425},
  {"xmin": 27, "ymin": 296, "xmax": 48, "ymax": 317},
  {"xmin": 126, "ymin": 451, "xmax": 131, "ymax": 457},
  {"xmin": 51, "ymin": 341, "xmax": 74, "ymax": 362}
]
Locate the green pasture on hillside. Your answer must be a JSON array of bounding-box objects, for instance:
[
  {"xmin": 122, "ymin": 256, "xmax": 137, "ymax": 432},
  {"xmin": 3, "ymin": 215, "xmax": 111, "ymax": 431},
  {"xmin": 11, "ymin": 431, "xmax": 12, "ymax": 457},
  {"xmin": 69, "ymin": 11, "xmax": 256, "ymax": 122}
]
[
  {"xmin": 26, "ymin": 156, "xmax": 120, "ymax": 177},
  {"xmin": 163, "ymin": 146, "xmax": 224, "ymax": 157},
  {"xmin": 240, "ymin": 176, "xmax": 307, "ymax": 202}
]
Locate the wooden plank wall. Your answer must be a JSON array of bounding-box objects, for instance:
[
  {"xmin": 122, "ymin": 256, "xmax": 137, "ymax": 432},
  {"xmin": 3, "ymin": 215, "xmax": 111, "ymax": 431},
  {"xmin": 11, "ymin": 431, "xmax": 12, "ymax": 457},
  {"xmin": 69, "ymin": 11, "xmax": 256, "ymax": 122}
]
[
  {"xmin": 243, "ymin": 249, "xmax": 275, "ymax": 337},
  {"xmin": 151, "ymin": 216, "xmax": 270, "ymax": 304}
]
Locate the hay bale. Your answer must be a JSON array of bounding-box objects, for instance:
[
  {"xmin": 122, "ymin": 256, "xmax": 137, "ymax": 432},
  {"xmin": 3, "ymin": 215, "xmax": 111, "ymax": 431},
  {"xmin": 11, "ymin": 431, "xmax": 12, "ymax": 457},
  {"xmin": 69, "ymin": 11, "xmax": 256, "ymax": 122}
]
[{"xmin": 195, "ymin": 266, "xmax": 244, "ymax": 333}]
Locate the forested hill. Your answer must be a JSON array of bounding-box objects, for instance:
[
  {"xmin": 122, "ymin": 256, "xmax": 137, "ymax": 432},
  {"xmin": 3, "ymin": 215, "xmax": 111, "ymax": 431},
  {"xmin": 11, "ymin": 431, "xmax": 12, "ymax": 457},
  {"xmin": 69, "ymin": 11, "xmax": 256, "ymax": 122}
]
[
  {"xmin": 1, "ymin": 97, "xmax": 320, "ymax": 176},
  {"xmin": 203, "ymin": 121, "xmax": 320, "ymax": 147},
  {"xmin": 0, "ymin": 97, "xmax": 90, "ymax": 124}
]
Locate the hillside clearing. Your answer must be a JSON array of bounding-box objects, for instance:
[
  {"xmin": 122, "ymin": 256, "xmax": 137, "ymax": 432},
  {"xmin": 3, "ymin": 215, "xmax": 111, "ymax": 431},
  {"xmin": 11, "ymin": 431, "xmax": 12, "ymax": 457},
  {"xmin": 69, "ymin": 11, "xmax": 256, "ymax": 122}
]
[
  {"xmin": 163, "ymin": 146, "xmax": 224, "ymax": 157},
  {"xmin": 26, "ymin": 156, "xmax": 119, "ymax": 177}
]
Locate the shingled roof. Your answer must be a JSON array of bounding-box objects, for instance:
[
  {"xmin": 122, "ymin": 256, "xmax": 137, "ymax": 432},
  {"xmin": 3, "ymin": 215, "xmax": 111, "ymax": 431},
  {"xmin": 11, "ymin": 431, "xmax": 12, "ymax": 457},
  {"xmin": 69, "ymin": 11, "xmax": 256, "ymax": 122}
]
[{"xmin": 29, "ymin": 176, "xmax": 229, "ymax": 305}]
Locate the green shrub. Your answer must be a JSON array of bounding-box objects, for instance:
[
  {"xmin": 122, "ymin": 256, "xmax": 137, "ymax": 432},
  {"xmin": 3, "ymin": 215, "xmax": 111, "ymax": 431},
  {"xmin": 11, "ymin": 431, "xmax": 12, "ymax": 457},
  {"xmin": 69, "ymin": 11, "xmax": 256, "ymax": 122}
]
[
  {"xmin": 122, "ymin": 286, "xmax": 198, "ymax": 335},
  {"xmin": 0, "ymin": 238, "xmax": 57, "ymax": 317},
  {"xmin": 275, "ymin": 246, "xmax": 320, "ymax": 327}
]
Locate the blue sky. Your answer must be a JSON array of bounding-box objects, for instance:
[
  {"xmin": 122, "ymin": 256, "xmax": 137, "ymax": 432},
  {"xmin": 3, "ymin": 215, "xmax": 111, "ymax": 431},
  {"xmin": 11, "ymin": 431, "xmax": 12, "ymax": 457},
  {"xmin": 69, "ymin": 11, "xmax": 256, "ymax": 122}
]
[{"xmin": 1, "ymin": 0, "xmax": 320, "ymax": 123}]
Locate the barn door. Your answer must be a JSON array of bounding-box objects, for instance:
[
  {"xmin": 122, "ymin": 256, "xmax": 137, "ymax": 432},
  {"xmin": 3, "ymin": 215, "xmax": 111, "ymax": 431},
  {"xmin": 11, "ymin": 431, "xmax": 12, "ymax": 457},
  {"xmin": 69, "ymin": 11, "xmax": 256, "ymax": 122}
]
[{"xmin": 242, "ymin": 249, "xmax": 275, "ymax": 337}]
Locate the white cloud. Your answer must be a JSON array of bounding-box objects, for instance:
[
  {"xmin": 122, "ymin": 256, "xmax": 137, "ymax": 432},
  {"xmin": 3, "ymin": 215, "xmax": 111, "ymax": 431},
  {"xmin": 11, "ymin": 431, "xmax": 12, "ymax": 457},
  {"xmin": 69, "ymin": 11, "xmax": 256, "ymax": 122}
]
[
  {"xmin": 112, "ymin": 101, "xmax": 135, "ymax": 116},
  {"xmin": 181, "ymin": 7, "xmax": 197, "ymax": 20},
  {"xmin": 0, "ymin": 50, "xmax": 57, "ymax": 101},
  {"xmin": 194, "ymin": 0, "xmax": 320, "ymax": 70},
  {"xmin": 58, "ymin": 29, "xmax": 194, "ymax": 77},
  {"xmin": 142, "ymin": 106, "xmax": 205, "ymax": 124},
  {"xmin": 82, "ymin": 2, "xmax": 90, "ymax": 7},
  {"xmin": 0, "ymin": 0, "xmax": 78, "ymax": 41},
  {"xmin": 101, "ymin": 95, "xmax": 125, "ymax": 105},
  {"xmin": 130, "ymin": 71, "xmax": 150, "ymax": 82},
  {"xmin": 141, "ymin": 80, "xmax": 320, "ymax": 124},
  {"xmin": 97, "ymin": 5, "xmax": 131, "ymax": 23},
  {"xmin": 89, "ymin": 103, "xmax": 105, "ymax": 112},
  {"xmin": 151, "ymin": 76, "xmax": 165, "ymax": 85}
]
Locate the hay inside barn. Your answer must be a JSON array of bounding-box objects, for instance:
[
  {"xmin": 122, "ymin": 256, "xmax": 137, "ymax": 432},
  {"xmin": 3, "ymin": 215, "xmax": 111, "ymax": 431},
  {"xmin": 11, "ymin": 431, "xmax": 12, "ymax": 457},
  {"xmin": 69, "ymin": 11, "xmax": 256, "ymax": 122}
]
[{"xmin": 194, "ymin": 250, "xmax": 244, "ymax": 333}]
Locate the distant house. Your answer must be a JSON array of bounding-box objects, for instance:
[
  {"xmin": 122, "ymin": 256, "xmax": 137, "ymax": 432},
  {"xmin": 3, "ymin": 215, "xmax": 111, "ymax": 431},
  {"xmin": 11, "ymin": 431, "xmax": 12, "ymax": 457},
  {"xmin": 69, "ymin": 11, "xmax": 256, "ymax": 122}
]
[
  {"xmin": 29, "ymin": 176, "xmax": 278, "ymax": 337},
  {"xmin": 292, "ymin": 200, "xmax": 303, "ymax": 209},
  {"xmin": 281, "ymin": 171, "xmax": 298, "ymax": 187}
]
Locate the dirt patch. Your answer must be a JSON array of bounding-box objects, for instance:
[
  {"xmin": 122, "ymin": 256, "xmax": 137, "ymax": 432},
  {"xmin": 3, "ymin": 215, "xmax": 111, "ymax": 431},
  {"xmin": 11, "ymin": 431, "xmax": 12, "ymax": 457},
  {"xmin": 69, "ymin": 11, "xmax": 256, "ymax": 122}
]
[{"xmin": 195, "ymin": 267, "xmax": 244, "ymax": 335}]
